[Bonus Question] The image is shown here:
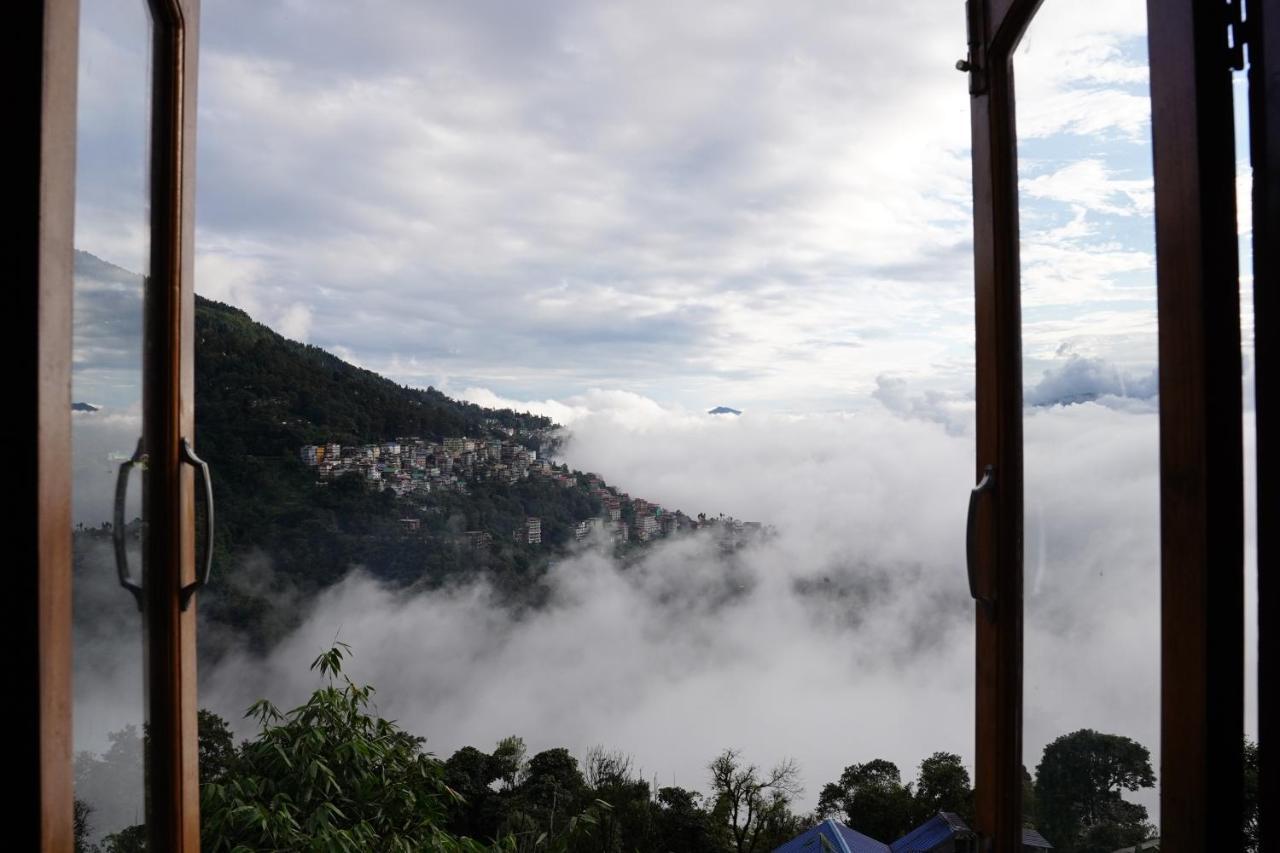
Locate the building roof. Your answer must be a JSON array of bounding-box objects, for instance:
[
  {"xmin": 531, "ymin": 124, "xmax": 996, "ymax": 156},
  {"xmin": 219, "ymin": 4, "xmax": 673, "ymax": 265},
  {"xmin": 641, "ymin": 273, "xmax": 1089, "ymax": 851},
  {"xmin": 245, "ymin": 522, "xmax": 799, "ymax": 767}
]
[
  {"xmin": 886, "ymin": 812, "xmax": 1053, "ymax": 852},
  {"xmin": 1110, "ymin": 841, "xmax": 1159, "ymax": 853},
  {"xmin": 1022, "ymin": 827, "xmax": 1054, "ymax": 849},
  {"xmin": 773, "ymin": 818, "xmax": 892, "ymax": 853},
  {"xmin": 890, "ymin": 812, "xmax": 974, "ymax": 853}
]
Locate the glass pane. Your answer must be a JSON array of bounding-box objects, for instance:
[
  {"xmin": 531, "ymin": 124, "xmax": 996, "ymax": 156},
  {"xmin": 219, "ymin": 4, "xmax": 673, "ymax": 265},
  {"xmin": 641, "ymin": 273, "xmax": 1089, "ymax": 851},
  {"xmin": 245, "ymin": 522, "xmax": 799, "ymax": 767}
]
[
  {"xmin": 193, "ymin": 3, "xmax": 980, "ymax": 850},
  {"xmin": 1014, "ymin": 2, "xmax": 1161, "ymax": 850},
  {"xmin": 72, "ymin": 1, "xmax": 153, "ymax": 848},
  {"xmin": 1237, "ymin": 51, "xmax": 1261, "ymax": 851}
]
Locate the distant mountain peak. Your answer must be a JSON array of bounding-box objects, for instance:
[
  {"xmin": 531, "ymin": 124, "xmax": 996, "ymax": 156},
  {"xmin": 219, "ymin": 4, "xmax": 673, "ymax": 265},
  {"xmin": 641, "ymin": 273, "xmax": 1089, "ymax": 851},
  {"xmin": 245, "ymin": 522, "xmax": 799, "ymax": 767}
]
[
  {"xmin": 72, "ymin": 401, "xmax": 100, "ymax": 412},
  {"xmin": 707, "ymin": 406, "xmax": 741, "ymax": 416}
]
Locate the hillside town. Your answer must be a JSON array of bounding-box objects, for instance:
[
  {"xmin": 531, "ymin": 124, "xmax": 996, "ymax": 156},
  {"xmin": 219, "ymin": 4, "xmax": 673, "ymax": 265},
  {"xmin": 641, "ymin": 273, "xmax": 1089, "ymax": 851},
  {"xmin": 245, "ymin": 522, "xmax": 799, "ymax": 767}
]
[{"xmin": 298, "ymin": 430, "xmax": 768, "ymax": 550}]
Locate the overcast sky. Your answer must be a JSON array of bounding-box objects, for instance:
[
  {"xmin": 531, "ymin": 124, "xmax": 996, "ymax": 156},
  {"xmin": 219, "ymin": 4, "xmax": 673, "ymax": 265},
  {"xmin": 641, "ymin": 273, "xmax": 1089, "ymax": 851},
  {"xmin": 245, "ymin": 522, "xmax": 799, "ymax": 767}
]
[
  {"xmin": 70, "ymin": 0, "xmax": 1260, "ymax": 834},
  {"xmin": 71, "ymin": 0, "xmax": 1208, "ymax": 414}
]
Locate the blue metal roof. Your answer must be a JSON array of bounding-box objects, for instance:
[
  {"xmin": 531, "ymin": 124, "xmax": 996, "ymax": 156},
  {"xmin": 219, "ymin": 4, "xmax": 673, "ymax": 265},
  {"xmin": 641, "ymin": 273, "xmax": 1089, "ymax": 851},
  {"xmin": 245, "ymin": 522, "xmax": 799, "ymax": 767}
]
[
  {"xmin": 1021, "ymin": 827, "xmax": 1053, "ymax": 849},
  {"xmin": 890, "ymin": 812, "xmax": 974, "ymax": 853},
  {"xmin": 773, "ymin": 818, "xmax": 892, "ymax": 853}
]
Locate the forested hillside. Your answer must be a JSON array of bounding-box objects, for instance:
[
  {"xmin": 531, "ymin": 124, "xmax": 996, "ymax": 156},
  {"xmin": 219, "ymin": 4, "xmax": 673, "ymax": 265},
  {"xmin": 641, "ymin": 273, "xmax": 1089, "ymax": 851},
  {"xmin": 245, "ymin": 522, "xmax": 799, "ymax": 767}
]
[{"xmin": 193, "ymin": 296, "xmax": 610, "ymax": 654}]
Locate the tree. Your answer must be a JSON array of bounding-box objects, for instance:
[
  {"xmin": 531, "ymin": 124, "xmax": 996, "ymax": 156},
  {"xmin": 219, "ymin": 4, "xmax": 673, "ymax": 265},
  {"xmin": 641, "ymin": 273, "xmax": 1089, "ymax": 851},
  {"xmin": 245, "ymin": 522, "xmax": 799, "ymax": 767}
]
[
  {"xmin": 580, "ymin": 746, "xmax": 654, "ymax": 852},
  {"xmin": 73, "ymin": 725, "xmax": 146, "ymax": 845},
  {"xmin": 201, "ymin": 643, "xmax": 494, "ymax": 852},
  {"xmin": 1021, "ymin": 765, "xmax": 1038, "ymax": 828},
  {"xmin": 654, "ymin": 787, "xmax": 717, "ymax": 853},
  {"xmin": 912, "ymin": 752, "xmax": 973, "ymax": 824},
  {"xmin": 197, "ymin": 709, "xmax": 237, "ymax": 786},
  {"xmin": 1034, "ymin": 729, "xmax": 1156, "ymax": 853},
  {"xmin": 708, "ymin": 749, "xmax": 803, "ymax": 853},
  {"xmin": 1245, "ymin": 736, "xmax": 1259, "ymax": 853},
  {"xmin": 443, "ymin": 745, "xmax": 509, "ymax": 841},
  {"xmin": 100, "ymin": 825, "xmax": 146, "ymax": 853},
  {"xmin": 74, "ymin": 800, "xmax": 96, "ymax": 853},
  {"xmin": 493, "ymin": 735, "xmax": 529, "ymax": 791},
  {"xmin": 817, "ymin": 758, "xmax": 916, "ymax": 842},
  {"xmin": 512, "ymin": 748, "xmax": 591, "ymax": 836}
]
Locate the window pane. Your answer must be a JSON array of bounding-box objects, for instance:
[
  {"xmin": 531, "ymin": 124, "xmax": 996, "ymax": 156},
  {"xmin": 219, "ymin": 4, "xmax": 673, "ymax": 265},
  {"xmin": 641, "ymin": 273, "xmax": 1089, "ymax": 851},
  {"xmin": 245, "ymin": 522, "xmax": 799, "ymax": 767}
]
[
  {"xmin": 193, "ymin": 3, "xmax": 983, "ymax": 849},
  {"xmin": 1015, "ymin": 2, "xmax": 1161, "ymax": 848},
  {"xmin": 71, "ymin": 1, "xmax": 153, "ymax": 847}
]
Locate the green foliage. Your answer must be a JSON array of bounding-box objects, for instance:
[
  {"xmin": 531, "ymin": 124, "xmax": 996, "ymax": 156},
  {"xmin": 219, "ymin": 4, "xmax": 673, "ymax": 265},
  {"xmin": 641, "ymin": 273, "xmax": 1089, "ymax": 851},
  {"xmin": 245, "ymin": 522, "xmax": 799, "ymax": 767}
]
[
  {"xmin": 708, "ymin": 749, "xmax": 803, "ymax": 853},
  {"xmin": 195, "ymin": 296, "xmax": 545, "ymax": 457},
  {"xmin": 74, "ymin": 800, "xmax": 95, "ymax": 853},
  {"xmin": 1244, "ymin": 736, "xmax": 1259, "ymax": 853},
  {"xmin": 912, "ymin": 752, "xmax": 973, "ymax": 824},
  {"xmin": 814, "ymin": 752, "xmax": 973, "ymax": 842},
  {"xmin": 1033, "ymin": 729, "xmax": 1156, "ymax": 853},
  {"xmin": 200, "ymin": 644, "xmax": 606, "ymax": 852},
  {"xmin": 653, "ymin": 787, "xmax": 718, "ymax": 853},
  {"xmin": 201, "ymin": 643, "xmax": 487, "ymax": 851},
  {"xmin": 100, "ymin": 824, "xmax": 147, "ymax": 853},
  {"xmin": 190, "ymin": 296, "xmax": 617, "ymax": 655},
  {"xmin": 1021, "ymin": 764, "xmax": 1038, "ymax": 828},
  {"xmin": 816, "ymin": 758, "xmax": 917, "ymax": 842},
  {"xmin": 200, "ymin": 708, "xmax": 239, "ymax": 787}
]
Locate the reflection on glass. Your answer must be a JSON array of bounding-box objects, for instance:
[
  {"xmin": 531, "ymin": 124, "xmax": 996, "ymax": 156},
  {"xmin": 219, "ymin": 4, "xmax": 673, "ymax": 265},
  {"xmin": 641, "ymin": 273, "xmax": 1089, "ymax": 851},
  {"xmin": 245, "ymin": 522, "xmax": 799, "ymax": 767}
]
[
  {"xmin": 1014, "ymin": 1, "xmax": 1161, "ymax": 848},
  {"xmin": 72, "ymin": 0, "xmax": 153, "ymax": 848}
]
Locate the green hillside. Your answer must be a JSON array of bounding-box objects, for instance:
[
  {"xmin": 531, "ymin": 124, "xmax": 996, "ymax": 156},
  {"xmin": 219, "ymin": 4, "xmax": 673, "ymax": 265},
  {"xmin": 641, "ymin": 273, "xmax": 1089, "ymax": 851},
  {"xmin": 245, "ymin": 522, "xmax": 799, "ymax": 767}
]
[{"xmin": 194, "ymin": 296, "xmax": 604, "ymax": 654}]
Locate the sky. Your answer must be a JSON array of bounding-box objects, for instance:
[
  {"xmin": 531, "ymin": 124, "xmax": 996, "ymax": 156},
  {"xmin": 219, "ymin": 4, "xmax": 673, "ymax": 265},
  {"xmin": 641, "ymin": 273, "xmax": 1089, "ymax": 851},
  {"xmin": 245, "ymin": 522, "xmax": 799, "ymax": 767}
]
[
  {"xmin": 71, "ymin": 0, "xmax": 1187, "ymax": 413},
  {"xmin": 68, "ymin": 0, "xmax": 1261, "ymax": 839}
]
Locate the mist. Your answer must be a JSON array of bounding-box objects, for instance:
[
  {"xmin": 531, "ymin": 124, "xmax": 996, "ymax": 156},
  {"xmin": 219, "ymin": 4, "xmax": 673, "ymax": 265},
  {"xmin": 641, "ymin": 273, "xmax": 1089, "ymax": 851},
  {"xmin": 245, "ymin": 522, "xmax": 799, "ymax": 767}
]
[{"xmin": 189, "ymin": 386, "xmax": 1223, "ymax": 818}]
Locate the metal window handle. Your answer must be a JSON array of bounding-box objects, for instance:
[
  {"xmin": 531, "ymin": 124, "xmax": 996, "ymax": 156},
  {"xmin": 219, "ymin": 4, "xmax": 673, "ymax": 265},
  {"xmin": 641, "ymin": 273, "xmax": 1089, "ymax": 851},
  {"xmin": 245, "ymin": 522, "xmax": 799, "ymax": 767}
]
[
  {"xmin": 113, "ymin": 437, "xmax": 147, "ymax": 610},
  {"xmin": 179, "ymin": 437, "xmax": 214, "ymax": 610},
  {"xmin": 966, "ymin": 464, "xmax": 996, "ymax": 616}
]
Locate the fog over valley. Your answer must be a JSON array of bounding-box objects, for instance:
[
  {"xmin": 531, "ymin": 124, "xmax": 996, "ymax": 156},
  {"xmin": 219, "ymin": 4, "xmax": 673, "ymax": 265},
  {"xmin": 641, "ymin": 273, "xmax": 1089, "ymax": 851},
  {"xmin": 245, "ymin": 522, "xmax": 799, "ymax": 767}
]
[{"xmin": 75, "ymin": 376, "xmax": 1250, "ymax": 817}]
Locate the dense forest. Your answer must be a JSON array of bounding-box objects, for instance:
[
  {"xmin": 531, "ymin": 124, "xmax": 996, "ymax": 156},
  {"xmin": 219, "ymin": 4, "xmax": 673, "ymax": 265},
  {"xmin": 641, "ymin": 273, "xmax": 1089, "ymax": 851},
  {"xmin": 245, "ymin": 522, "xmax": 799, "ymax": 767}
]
[{"xmin": 74, "ymin": 644, "xmax": 1261, "ymax": 853}]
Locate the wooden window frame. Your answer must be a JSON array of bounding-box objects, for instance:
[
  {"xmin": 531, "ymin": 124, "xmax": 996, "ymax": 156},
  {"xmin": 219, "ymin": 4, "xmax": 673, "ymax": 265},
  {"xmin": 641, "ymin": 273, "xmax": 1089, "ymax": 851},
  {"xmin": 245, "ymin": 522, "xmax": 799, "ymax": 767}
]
[
  {"xmin": 1146, "ymin": 3, "xmax": 1245, "ymax": 849},
  {"xmin": 14, "ymin": 2, "xmax": 79, "ymax": 849},
  {"xmin": 14, "ymin": 0, "xmax": 1271, "ymax": 848},
  {"xmin": 1249, "ymin": 1, "xmax": 1278, "ymax": 848},
  {"xmin": 14, "ymin": 0, "xmax": 203, "ymax": 849},
  {"xmin": 147, "ymin": 0, "xmax": 203, "ymax": 849},
  {"xmin": 965, "ymin": 1, "xmax": 1259, "ymax": 851},
  {"xmin": 964, "ymin": 2, "xmax": 1039, "ymax": 849}
]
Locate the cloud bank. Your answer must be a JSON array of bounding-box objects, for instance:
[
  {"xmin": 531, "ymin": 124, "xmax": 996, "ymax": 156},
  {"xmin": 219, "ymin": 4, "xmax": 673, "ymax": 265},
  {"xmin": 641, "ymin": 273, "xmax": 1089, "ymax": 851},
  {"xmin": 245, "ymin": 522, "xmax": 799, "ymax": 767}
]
[{"xmin": 191, "ymin": 391, "xmax": 1217, "ymax": 821}]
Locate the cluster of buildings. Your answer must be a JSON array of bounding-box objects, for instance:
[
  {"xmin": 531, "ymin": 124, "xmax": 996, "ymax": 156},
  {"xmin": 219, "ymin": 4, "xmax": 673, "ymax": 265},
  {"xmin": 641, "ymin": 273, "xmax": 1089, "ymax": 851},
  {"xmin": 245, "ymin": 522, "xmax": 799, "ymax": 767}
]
[
  {"xmin": 582, "ymin": 474, "xmax": 768, "ymax": 549},
  {"xmin": 299, "ymin": 435, "xmax": 769, "ymax": 553},
  {"xmin": 299, "ymin": 434, "xmax": 567, "ymax": 498}
]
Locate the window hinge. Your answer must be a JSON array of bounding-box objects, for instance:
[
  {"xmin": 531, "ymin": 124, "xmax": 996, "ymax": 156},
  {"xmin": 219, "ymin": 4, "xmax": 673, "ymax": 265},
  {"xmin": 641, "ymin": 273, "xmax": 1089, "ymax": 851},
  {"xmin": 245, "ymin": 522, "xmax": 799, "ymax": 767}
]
[
  {"xmin": 1228, "ymin": 0, "xmax": 1248, "ymax": 71},
  {"xmin": 958, "ymin": 0, "xmax": 988, "ymax": 95}
]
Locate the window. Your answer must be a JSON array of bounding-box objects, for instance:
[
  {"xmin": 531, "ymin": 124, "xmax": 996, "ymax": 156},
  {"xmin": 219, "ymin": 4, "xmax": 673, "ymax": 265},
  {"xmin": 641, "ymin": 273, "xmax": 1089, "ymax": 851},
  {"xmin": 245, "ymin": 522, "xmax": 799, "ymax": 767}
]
[{"xmin": 14, "ymin": 1, "xmax": 1274, "ymax": 850}]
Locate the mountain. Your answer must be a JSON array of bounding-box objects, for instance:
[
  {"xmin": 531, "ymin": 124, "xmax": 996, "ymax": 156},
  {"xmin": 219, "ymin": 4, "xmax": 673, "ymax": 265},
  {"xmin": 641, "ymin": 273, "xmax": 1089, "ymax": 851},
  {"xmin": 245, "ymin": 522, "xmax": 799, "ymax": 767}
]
[
  {"xmin": 70, "ymin": 251, "xmax": 719, "ymax": 657},
  {"xmin": 707, "ymin": 406, "xmax": 741, "ymax": 415},
  {"xmin": 196, "ymin": 295, "xmax": 551, "ymax": 456},
  {"xmin": 72, "ymin": 401, "xmax": 100, "ymax": 412},
  {"xmin": 194, "ymin": 295, "xmax": 617, "ymax": 653}
]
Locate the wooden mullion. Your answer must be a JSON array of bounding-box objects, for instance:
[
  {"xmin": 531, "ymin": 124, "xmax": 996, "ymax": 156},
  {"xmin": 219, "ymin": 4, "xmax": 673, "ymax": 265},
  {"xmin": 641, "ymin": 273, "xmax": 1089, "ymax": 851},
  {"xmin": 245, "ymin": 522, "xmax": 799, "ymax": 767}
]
[
  {"xmin": 1147, "ymin": 0, "xmax": 1246, "ymax": 850},
  {"xmin": 966, "ymin": 2, "xmax": 1040, "ymax": 850},
  {"xmin": 144, "ymin": 1, "xmax": 201, "ymax": 850},
  {"xmin": 11, "ymin": 1, "xmax": 79, "ymax": 849}
]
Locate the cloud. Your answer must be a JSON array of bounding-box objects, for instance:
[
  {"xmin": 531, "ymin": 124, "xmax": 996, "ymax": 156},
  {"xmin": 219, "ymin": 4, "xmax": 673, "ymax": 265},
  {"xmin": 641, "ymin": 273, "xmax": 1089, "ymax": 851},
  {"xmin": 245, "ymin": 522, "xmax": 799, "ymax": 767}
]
[
  {"xmin": 277, "ymin": 302, "xmax": 315, "ymax": 342},
  {"xmin": 1021, "ymin": 160, "xmax": 1153, "ymax": 218},
  {"xmin": 193, "ymin": 391, "xmax": 1220, "ymax": 823},
  {"xmin": 161, "ymin": 0, "xmax": 984, "ymax": 409},
  {"xmin": 871, "ymin": 375, "xmax": 973, "ymax": 435},
  {"xmin": 1024, "ymin": 355, "xmax": 1158, "ymax": 409}
]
